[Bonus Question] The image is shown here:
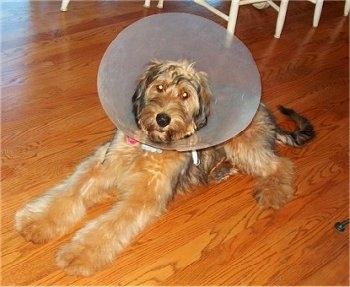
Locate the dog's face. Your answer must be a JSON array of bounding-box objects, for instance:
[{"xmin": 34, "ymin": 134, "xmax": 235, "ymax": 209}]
[{"xmin": 132, "ymin": 60, "xmax": 211, "ymax": 143}]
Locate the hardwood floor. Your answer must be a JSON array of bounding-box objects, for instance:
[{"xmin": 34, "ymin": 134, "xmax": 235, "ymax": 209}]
[{"xmin": 1, "ymin": 0, "xmax": 349, "ymax": 285}]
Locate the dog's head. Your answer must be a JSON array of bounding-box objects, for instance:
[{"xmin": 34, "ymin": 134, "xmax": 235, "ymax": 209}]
[{"xmin": 132, "ymin": 60, "xmax": 211, "ymax": 143}]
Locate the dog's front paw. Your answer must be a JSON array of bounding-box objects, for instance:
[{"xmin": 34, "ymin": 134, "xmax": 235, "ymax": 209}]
[
  {"xmin": 56, "ymin": 241, "xmax": 111, "ymax": 277},
  {"xmin": 15, "ymin": 207, "xmax": 63, "ymax": 244}
]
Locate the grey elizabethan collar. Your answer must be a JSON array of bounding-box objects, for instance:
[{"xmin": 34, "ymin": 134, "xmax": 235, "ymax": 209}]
[{"xmin": 97, "ymin": 13, "xmax": 261, "ymax": 151}]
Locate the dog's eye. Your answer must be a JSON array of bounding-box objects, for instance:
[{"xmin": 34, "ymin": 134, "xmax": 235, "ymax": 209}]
[
  {"xmin": 156, "ymin": 85, "xmax": 164, "ymax": 92},
  {"xmin": 182, "ymin": 92, "xmax": 189, "ymax": 99}
]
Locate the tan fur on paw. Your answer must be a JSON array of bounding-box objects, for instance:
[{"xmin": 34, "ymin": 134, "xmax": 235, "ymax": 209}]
[{"xmin": 56, "ymin": 242, "xmax": 111, "ymax": 277}]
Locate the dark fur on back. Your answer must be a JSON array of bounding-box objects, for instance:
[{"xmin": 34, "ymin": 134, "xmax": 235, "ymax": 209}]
[{"xmin": 176, "ymin": 103, "xmax": 315, "ymax": 193}]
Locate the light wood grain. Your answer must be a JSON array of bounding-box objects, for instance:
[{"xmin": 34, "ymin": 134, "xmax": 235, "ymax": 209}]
[{"xmin": 1, "ymin": 0, "xmax": 349, "ymax": 285}]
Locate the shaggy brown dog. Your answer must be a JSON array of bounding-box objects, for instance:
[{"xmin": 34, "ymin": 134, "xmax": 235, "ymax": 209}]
[{"xmin": 15, "ymin": 60, "xmax": 315, "ymax": 276}]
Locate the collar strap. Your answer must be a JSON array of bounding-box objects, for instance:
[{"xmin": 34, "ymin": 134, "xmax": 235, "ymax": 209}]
[
  {"xmin": 126, "ymin": 135, "xmax": 200, "ymax": 165},
  {"xmin": 141, "ymin": 143, "xmax": 163, "ymax": 154},
  {"xmin": 191, "ymin": 150, "xmax": 200, "ymax": 166}
]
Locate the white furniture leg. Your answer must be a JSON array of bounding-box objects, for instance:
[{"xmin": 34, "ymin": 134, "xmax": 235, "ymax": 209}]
[
  {"xmin": 195, "ymin": 0, "xmax": 289, "ymax": 38},
  {"xmin": 157, "ymin": 0, "xmax": 164, "ymax": 8},
  {"xmin": 144, "ymin": 0, "xmax": 163, "ymax": 8},
  {"xmin": 345, "ymin": 0, "xmax": 350, "ymax": 16},
  {"xmin": 313, "ymin": 0, "xmax": 324, "ymax": 27},
  {"xmin": 227, "ymin": 0, "xmax": 240, "ymax": 34},
  {"xmin": 273, "ymin": 0, "xmax": 289, "ymax": 38},
  {"xmin": 60, "ymin": 0, "xmax": 70, "ymax": 11}
]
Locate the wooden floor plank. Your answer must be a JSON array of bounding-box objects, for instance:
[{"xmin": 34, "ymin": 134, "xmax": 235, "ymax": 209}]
[{"xmin": 1, "ymin": 0, "xmax": 349, "ymax": 285}]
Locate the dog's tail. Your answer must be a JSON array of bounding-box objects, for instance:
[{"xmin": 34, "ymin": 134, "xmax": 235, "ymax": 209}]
[{"xmin": 275, "ymin": 105, "xmax": 315, "ymax": 147}]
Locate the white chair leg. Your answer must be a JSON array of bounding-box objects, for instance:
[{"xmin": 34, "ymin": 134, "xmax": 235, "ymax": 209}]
[
  {"xmin": 60, "ymin": 0, "xmax": 70, "ymax": 11},
  {"xmin": 157, "ymin": 0, "xmax": 164, "ymax": 8},
  {"xmin": 144, "ymin": 0, "xmax": 163, "ymax": 8},
  {"xmin": 345, "ymin": 0, "xmax": 350, "ymax": 16},
  {"xmin": 313, "ymin": 0, "xmax": 324, "ymax": 27},
  {"xmin": 227, "ymin": 0, "xmax": 240, "ymax": 34},
  {"xmin": 274, "ymin": 0, "xmax": 289, "ymax": 38}
]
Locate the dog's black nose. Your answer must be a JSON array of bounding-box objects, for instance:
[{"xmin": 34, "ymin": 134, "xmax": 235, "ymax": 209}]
[{"xmin": 156, "ymin": 113, "xmax": 171, "ymax": 127}]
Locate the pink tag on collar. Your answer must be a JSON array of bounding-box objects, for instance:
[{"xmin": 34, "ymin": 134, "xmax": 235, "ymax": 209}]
[{"xmin": 126, "ymin": 136, "xmax": 138, "ymax": 146}]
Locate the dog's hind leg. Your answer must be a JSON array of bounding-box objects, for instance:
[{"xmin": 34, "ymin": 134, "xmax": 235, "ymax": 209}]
[
  {"xmin": 248, "ymin": 153, "xmax": 294, "ymax": 210},
  {"xmin": 15, "ymin": 135, "xmax": 121, "ymax": 244},
  {"xmin": 224, "ymin": 105, "xmax": 295, "ymax": 209},
  {"xmin": 225, "ymin": 140, "xmax": 294, "ymax": 209}
]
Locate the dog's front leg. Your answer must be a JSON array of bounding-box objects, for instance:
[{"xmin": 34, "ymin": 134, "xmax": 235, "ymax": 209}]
[
  {"xmin": 15, "ymin": 137, "xmax": 120, "ymax": 244},
  {"xmin": 56, "ymin": 172, "xmax": 175, "ymax": 276}
]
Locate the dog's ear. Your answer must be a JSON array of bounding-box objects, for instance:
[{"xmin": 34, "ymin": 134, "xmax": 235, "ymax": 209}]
[
  {"xmin": 195, "ymin": 72, "xmax": 211, "ymax": 130},
  {"xmin": 132, "ymin": 61, "xmax": 162, "ymax": 121},
  {"xmin": 132, "ymin": 78, "xmax": 146, "ymax": 122}
]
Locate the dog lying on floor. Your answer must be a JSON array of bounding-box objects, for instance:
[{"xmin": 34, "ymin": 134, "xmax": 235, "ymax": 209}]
[{"xmin": 15, "ymin": 60, "xmax": 315, "ymax": 276}]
